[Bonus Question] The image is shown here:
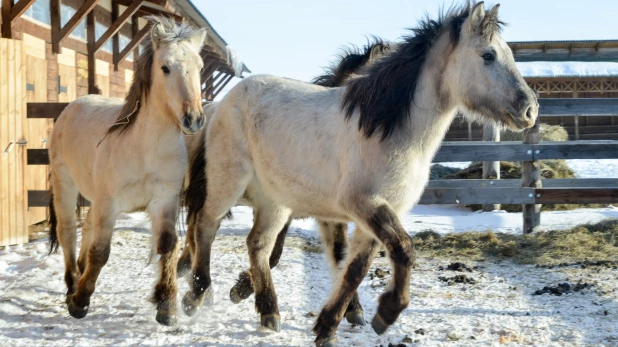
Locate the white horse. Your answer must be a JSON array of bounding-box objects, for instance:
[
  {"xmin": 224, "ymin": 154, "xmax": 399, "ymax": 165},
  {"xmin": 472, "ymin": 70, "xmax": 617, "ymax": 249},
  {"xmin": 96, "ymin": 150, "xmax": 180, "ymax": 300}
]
[
  {"xmin": 179, "ymin": 39, "xmax": 393, "ymax": 328},
  {"xmin": 186, "ymin": 2, "xmax": 538, "ymax": 345},
  {"xmin": 48, "ymin": 16, "xmax": 206, "ymax": 326}
]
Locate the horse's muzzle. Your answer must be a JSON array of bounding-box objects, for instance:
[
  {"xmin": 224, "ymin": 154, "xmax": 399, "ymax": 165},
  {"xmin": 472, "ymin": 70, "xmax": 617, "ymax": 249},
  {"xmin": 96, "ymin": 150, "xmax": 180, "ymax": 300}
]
[{"xmin": 181, "ymin": 111, "xmax": 206, "ymax": 134}]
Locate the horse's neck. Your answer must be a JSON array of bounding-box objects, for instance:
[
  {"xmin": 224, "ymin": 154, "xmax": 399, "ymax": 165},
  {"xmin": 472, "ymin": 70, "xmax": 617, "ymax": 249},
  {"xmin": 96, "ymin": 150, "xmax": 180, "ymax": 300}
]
[
  {"xmin": 391, "ymin": 71, "xmax": 457, "ymax": 163},
  {"xmin": 131, "ymin": 99, "xmax": 183, "ymax": 153}
]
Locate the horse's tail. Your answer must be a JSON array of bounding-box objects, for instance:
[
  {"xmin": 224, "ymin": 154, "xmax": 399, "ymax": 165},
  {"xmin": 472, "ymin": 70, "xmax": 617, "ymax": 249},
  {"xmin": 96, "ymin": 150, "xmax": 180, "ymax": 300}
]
[
  {"xmin": 184, "ymin": 134, "xmax": 208, "ymax": 225},
  {"xmin": 48, "ymin": 175, "xmax": 59, "ymax": 255}
]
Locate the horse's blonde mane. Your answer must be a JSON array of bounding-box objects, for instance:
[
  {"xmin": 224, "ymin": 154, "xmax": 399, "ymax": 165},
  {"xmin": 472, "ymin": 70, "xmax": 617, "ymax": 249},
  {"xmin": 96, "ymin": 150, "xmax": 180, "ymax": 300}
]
[{"xmin": 107, "ymin": 16, "xmax": 203, "ymax": 136}]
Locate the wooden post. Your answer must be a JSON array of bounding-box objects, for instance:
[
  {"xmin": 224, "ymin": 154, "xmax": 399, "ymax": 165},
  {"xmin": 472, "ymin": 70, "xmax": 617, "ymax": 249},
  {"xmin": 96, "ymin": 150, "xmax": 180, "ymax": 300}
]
[
  {"xmin": 1, "ymin": 0, "xmax": 13, "ymax": 38},
  {"xmin": 522, "ymin": 119, "xmax": 541, "ymax": 234},
  {"xmin": 467, "ymin": 120, "xmax": 472, "ymax": 141},
  {"xmin": 574, "ymin": 115, "xmax": 580, "ymax": 140},
  {"xmin": 482, "ymin": 124, "xmax": 500, "ymax": 211},
  {"xmin": 87, "ymin": 11, "xmax": 97, "ymax": 94}
]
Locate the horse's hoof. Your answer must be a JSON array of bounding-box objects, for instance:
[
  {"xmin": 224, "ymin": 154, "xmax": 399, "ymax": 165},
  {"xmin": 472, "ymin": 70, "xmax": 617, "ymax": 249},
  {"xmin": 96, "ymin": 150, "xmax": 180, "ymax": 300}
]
[
  {"xmin": 261, "ymin": 313, "xmax": 281, "ymax": 332},
  {"xmin": 315, "ymin": 337, "xmax": 337, "ymax": 347},
  {"xmin": 229, "ymin": 286, "xmax": 244, "ymax": 304},
  {"xmin": 345, "ymin": 310, "xmax": 366, "ymax": 326},
  {"xmin": 67, "ymin": 301, "xmax": 89, "ymax": 319},
  {"xmin": 181, "ymin": 292, "xmax": 200, "ymax": 317},
  {"xmin": 371, "ymin": 314, "xmax": 389, "ymax": 335},
  {"xmin": 156, "ymin": 312, "xmax": 177, "ymax": 326}
]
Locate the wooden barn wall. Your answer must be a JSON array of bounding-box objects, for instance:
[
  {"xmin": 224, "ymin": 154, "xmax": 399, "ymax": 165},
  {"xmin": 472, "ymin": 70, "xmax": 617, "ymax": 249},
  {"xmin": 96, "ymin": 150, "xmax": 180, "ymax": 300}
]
[{"xmin": 2, "ymin": 1, "xmax": 138, "ymax": 235}]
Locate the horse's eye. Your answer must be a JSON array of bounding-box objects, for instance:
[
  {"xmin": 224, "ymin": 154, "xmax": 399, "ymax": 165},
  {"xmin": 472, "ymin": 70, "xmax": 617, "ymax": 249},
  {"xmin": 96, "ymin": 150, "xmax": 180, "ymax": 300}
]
[
  {"xmin": 482, "ymin": 53, "xmax": 495, "ymax": 62},
  {"xmin": 161, "ymin": 66, "xmax": 170, "ymax": 74}
]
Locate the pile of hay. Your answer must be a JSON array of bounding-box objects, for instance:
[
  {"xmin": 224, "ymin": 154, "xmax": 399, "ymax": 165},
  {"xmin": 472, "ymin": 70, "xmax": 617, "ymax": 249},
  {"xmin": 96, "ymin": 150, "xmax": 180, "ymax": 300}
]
[
  {"xmin": 413, "ymin": 219, "xmax": 618, "ymax": 265},
  {"xmin": 500, "ymin": 123, "xmax": 569, "ymax": 142}
]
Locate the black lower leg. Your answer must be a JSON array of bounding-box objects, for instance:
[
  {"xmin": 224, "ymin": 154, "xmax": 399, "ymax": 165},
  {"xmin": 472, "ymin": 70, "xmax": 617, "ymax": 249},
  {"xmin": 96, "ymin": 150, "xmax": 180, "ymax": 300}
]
[
  {"xmin": 313, "ymin": 240, "xmax": 377, "ymax": 345},
  {"xmin": 230, "ymin": 221, "xmax": 290, "ymax": 303}
]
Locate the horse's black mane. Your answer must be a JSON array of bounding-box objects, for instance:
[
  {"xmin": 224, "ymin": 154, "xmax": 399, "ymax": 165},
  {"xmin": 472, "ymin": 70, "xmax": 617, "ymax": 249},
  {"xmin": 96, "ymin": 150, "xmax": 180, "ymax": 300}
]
[
  {"xmin": 342, "ymin": 2, "xmax": 502, "ymax": 141},
  {"xmin": 312, "ymin": 37, "xmax": 392, "ymax": 87}
]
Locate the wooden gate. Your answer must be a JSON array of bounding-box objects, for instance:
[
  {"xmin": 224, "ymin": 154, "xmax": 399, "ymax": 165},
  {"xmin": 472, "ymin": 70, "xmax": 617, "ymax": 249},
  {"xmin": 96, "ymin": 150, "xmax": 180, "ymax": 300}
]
[
  {"xmin": 22, "ymin": 34, "xmax": 52, "ymax": 226},
  {"xmin": 0, "ymin": 38, "xmax": 28, "ymax": 247}
]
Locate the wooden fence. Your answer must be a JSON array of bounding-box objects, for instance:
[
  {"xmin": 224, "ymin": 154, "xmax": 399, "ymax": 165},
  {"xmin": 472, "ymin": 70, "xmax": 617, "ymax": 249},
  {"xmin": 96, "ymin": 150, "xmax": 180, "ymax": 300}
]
[{"xmin": 25, "ymin": 98, "xmax": 618, "ymax": 234}]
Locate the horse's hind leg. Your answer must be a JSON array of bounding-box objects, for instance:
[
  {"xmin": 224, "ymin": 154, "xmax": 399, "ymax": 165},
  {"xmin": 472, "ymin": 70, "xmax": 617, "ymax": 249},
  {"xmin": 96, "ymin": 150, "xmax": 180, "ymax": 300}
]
[
  {"xmin": 246, "ymin": 201, "xmax": 292, "ymax": 332},
  {"xmin": 67, "ymin": 198, "xmax": 118, "ymax": 319},
  {"xmin": 319, "ymin": 221, "xmax": 365, "ymax": 326},
  {"xmin": 77, "ymin": 209, "xmax": 93, "ymax": 274},
  {"xmin": 229, "ymin": 218, "xmax": 291, "ymax": 304},
  {"xmin": 182, "ymin": 161, "xmax": 253, "ymax": 317},
  {"xmin": 149, "ymin": 199, "xmax": 181, "ymax": 326},
  {"xmin": 50, "ymin": 166, "xmax": 80, "ymax": 301},
  {"xmin": 313, "ymin": 228, "xmax": 379, "ymax": 346},
  {"xmin": 177, "ymin": 214, "xmax": 196, "ymax": 279}
]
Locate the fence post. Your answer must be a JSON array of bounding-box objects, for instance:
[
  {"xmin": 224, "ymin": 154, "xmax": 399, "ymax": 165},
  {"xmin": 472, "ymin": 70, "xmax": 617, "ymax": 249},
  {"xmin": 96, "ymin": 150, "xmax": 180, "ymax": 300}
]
[
  {"xmin": 482, "ymin": 124, "xmax": 500, "ymax": 211},
  {"xmin": 522, "ymin": 119, "xmax": 541, "ymax": 233}
]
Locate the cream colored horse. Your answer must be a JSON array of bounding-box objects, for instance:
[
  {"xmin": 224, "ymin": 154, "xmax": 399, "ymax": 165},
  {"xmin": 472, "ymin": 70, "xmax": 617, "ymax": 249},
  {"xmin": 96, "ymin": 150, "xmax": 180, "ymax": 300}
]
[
  {"xmin": 184, "ymin": 2, "xmax": 538, "ymax": 346},
  {"xmin": 48, "ymin": 16, "xmax": 206, "ymax": 326}
]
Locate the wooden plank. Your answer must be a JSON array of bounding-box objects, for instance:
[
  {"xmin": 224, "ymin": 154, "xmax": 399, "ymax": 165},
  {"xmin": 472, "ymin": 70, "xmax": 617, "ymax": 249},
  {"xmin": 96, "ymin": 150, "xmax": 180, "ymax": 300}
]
[
  {"xmin": 523, "ymin": 118, "xmax": 542, "ymax": 234},
  {"xmin": 87, "ymin": 11, "xmax": 96, "ymax": 94},
  {"xmin": 212, "ymin": 74, "xmax": 234, "ymax": 99},
  {"xmin": 27, "ymin": 103, "xmax": 69, "ymax": 119},
  {"xmin": 534, "ymin": 141, "xmax": 618, "ymax": 160},
  {"xmin": 419, "ymin": 188, "xmax": 535, "ymax": 205},
  {"xmin": 24, "ymin": 51, "xmax": 50, "ymax": 226},
  {"xmin": 28, "ymin": 190, "xmax": 90, "ymax": 207},
  {"xmin": 50, "ymin": 0, "xmax": 61, "ymax": 53},
  {"xmin": 9, "ymin": 0, "xmax": 35, "ymax": 20},
  {"xmin": 434, "ymin": 142, "xmax": 534, "ymax": 162},
  {"xmin": 427, "ymin": 178, "xmax": 618, "ymax": 189},
  {"xmin": 482, "ymin": 124, "xmax": 500, "ymax": 212},
  {"xmin": 14, "ymin": 38, "xmax": 26, "ymax": 244},
  {"xmin": 0, "ymin": 38, "xmax": 9, "ymax": 244},
  {"xmin": 54, "ymin": 0, "xmax": 99, "ymax": 52},
  {"xmin": 93, "ymin": 0, "xmax": 144, "ymax": 54},
  {"xmin": 539, "ymin": 98, "xmax": 618, "ymax": 116},
  {"xmin": 114, "ymin": 23, "xmax": 151, "ymax": 67},
  {"xmin": 535, "ymin": 189, "xmax": 618, "ymax": 204},
  {"xmin": 95, "ymin": 59, "xmax": 110, "ymax": 97},
  {"xmin": 7, "ymin": 38, "xmax": 16, "ymax": 245},
  {"xmin": 1, "ymin": 0, "xmax": 11, "ymax": 38},
  {"xmin": 27, "ymin": 149, "xmax": 49, "ymax": 165}
]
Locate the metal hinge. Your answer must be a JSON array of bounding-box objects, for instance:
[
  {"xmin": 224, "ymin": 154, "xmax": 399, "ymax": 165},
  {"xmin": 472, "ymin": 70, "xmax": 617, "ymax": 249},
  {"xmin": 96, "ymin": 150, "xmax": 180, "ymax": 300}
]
[
  {"xmin": 58, "ymin": 76, "xmax": 67, "ymax": 94},
  {"xmin": 26, "ymin": 83, "xmax": 35, "ymax": 91}
]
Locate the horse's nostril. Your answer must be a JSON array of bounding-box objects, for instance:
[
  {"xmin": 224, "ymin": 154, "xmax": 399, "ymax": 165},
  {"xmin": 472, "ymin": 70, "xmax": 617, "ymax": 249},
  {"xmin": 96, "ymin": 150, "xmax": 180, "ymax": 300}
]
[
  {"xmin": 525, "ymin": 107, "xmax": 533, "ymax": 120},
  {"xmin": 182, "ymin": 115, "xmax": 191, "ymax": 129},
  {"xmin": 197, "ymin": 116, "xmax": 205, "ymax": 128}
]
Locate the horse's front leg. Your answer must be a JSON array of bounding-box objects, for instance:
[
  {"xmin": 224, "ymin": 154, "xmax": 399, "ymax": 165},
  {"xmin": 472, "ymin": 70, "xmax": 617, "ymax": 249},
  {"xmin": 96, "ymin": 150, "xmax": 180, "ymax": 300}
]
[
  {"xmin": 319, "ymin": 221, "xmax": 366, "ymax": 326},
  {"xmin": 313, "ymin": 228, "xmax": 379, "ymax": 346},
  {"xmin": 177, "ymin": 213, "xmax": 196, "ymax": 279},
  {"xmin": 149, "ymin": 199, "xmax": 181, "ymax": 326},
  {"xmin": 67, "ymin": 199, "xmax": 118, "ymax": 319},
  {"xmin": 230, "ymin": 218, "xmax": 291, "ymax": 304}
]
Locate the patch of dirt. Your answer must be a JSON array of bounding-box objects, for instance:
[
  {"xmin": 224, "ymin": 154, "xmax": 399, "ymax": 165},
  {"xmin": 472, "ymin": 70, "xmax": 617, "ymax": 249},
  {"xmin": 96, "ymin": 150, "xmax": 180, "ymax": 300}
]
[
  {"xmin": 438, "ymin": 274, "xmax": 477, "ymax": 285},
  {"xmin": 439, "ymin": 262, "xmax": 473, "ymax": 272},
  {"xmin": 533, "ymin": 280, "xmax": 594, "ymax": 296}
]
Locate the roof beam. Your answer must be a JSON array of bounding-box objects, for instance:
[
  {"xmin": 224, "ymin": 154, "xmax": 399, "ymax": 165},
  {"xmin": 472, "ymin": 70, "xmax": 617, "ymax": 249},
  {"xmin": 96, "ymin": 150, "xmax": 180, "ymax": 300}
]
[
  {"xmin": 10, "ymin": 0, "xmax": 35, "ymax": 20},
  {"xmin": 93, "ymin": 0, "xmax": 144, "ymax": 54},
  {"xmin": 114, "ymin": 22, "xmax": 152, "ymax": 67},
  {"xmin": 52, "ymin": 0, "xmax": 99, "ymax": 53},
  {"xmin": 212, "ymin": 74, "xmax": 234, "ymax": 99}
]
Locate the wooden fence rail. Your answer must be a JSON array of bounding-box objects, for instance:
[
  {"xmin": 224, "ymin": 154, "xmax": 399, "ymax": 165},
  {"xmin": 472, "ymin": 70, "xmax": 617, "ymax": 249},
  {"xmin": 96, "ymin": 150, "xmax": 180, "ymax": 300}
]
[{"xmin": 25, "ymin": 98, "xmax": 618, "ymax": 233}]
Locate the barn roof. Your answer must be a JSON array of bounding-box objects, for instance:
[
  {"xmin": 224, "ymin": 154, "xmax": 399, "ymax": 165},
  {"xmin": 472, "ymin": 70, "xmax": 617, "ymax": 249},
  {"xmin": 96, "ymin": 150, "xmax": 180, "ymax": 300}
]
[{"xmin": 508, "ymin": 40, "xmax": 618, "ymax": 63}]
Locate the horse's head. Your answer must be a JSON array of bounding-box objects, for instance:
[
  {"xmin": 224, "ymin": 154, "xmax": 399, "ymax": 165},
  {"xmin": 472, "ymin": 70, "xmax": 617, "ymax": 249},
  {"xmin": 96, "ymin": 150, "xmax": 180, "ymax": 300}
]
[
  {"xmin": 150, "ymin": 18, "xmax": 207, "ymax": 135},
  {"xmin": 446, "ymin": 2, "xmax": 538, "ymax": 131}
]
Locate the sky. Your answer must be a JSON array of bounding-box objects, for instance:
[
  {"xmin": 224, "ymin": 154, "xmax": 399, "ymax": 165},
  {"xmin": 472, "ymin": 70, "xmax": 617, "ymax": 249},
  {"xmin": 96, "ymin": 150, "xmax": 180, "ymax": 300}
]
[{"xmin": 195, "ymin": 0, "xmax": 618, "ymax": 97}]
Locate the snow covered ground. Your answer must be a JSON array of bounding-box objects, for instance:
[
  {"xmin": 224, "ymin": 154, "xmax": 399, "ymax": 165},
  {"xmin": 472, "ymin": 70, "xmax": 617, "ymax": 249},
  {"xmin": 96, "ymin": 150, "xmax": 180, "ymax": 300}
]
[{"xmin": 1, "ymin": 160, "xmax": 618, "ymax": 346}]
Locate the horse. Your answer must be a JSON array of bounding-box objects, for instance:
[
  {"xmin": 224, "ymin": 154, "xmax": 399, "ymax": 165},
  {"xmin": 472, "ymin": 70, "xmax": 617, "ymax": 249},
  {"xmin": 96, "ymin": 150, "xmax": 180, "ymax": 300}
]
[
  {"xmin": 179, "ymin": 38, "xmax": 392, "ymax": 328},
  {"xmin": 185, "ymin": 2, "xmax": 538, "ymax": 345},
  {"xmin": 47, "ymin": 16, "xmax": 207, "ymax": 326}
]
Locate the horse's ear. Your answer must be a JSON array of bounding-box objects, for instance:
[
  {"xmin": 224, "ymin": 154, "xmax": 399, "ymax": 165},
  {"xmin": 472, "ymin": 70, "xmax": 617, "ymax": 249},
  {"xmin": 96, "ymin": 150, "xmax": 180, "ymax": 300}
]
[
  {"xmin": 188, "ymin": 28, "xmax": 207, "ymax": 51},
  {"xmin": 150, "ymin": 22, "xmax": 165, "ymax": 50},
  {"xmin": 464, "ymin": 1, "xmax": 486, "ymax": 36}
]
